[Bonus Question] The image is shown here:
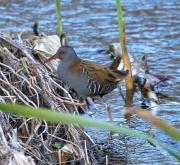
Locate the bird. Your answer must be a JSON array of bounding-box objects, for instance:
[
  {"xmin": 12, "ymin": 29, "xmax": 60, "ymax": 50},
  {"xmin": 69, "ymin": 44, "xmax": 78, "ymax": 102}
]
[{"xmin": 45, "ymin": 45, "xmax": 128, "ymax": 122}]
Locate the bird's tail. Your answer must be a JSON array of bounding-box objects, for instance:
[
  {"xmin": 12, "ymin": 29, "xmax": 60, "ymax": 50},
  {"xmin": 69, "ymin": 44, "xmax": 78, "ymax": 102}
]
[{"xmin": 112, "ymin": 69, "xmax": 129, "ymax": 82}]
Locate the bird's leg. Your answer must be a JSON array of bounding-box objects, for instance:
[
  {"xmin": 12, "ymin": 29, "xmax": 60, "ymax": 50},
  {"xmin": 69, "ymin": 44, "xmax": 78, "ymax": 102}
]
[
  {"xmin": 86, "ymin": 97, "xmax": 99, "ymax": 115},
  {"xmin": 95, "ymin": 96, "xmax": 113, "ymax": 122},
  {"xmin": 95, "ymin": 96, "xmax": 113, "ymax": 139}
]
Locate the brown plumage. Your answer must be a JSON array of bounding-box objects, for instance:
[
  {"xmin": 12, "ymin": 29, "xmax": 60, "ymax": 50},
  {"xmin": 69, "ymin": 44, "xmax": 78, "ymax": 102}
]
[
  {"xmin": 45, "ymin": 45, "xmax": 128, "ymax": 122},
  {"xmin": 109, "ymin": 56, "xmax": 121, "ymax": 70},
  {"xmin": 69, "ymin": 59, "xmax": 127, "ymax": 95}
]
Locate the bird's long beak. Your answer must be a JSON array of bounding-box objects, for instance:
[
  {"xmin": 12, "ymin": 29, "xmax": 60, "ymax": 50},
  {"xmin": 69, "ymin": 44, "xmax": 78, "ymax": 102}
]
[{"xmin": 44, "ymin": 54, "xmax": 59, "ymax": 63}]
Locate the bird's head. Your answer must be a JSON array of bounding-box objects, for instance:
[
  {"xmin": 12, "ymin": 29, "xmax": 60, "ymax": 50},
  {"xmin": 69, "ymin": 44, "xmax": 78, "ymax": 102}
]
[{"xmin": 45, "ymin": 45, "xmax": 78, "ymax": 63}]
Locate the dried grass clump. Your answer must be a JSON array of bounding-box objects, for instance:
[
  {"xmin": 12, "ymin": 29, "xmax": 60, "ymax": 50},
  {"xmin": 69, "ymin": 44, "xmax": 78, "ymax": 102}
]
[{"xmin": 0, "ymin": 33, "xmax": 95, "ymax": 164}]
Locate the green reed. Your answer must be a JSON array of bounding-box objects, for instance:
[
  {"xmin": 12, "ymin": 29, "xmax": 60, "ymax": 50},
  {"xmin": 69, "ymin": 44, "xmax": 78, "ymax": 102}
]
[
  {"xmin": 0, "ymin": 103, "xmax": 179, "ymax": 161},
  {"xmin": 55, "ymin": 0, "xmax": 63, "ymax": 37}
]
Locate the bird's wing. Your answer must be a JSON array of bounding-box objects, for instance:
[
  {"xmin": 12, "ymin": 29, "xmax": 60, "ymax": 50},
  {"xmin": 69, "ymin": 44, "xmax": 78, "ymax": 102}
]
[{"xmin": 70, "ymin": 60, "xmax": 128, "ymax": 85}]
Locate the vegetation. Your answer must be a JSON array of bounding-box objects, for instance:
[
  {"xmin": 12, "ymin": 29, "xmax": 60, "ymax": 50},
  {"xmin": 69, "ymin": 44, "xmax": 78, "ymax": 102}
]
[
  {"xmin": 0, "ymin": 0, "xmax": 179, "ymax": 164},
  {"xmin": 0, "ymin": 103, "xmax": 179, "ymax": 160},
  {"xmin": 116, "ymin": 0, "xmax": 133, "ymax": 90},
  {"xmin": 55, "ymin": 0, "xmax": 63, "ymax": 38}
]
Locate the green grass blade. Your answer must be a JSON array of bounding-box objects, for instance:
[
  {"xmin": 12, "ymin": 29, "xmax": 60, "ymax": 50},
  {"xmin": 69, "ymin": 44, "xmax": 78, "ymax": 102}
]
[
  {"xmin": 116, "ymin": 0, "xmax": 123, "ymax": 38},
  {"xmin": 0, "ymin": 103, "xmax": 179, "ymax": 160},
  {"xmin": 55, "ymin": 0, "xmax": 63, "ymax": 37}
]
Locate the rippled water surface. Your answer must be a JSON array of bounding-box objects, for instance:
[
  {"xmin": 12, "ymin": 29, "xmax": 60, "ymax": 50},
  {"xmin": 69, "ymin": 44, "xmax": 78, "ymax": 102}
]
[{"xmin": 0, "ymin": 0, "xmax": 179, "ymax": 164}]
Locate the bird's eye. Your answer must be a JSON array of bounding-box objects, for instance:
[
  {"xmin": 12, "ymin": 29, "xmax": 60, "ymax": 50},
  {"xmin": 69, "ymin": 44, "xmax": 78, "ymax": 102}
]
[{"xmin": 60, "ymin": 51, "xmax": 65, "ymax": 54}]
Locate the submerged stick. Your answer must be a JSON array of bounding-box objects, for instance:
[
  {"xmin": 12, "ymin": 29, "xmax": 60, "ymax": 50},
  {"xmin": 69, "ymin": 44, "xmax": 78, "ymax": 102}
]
[
  {"xmin": 126, "ymin": 108, "xmax": 180, "ymax": 141},
  {"xmin": 116, "ymin": 0, "xmax": 133, "ymax": 90}
]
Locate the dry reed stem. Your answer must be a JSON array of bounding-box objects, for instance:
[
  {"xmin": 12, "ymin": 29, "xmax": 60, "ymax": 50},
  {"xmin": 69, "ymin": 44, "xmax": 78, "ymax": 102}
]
[
  {"xmin": 121, "ymin": 21, "xmax": 134, "ymax": 90},
  {"xmin": 0, "ymin": 33, "xmax": 95, "ymax": 164}
]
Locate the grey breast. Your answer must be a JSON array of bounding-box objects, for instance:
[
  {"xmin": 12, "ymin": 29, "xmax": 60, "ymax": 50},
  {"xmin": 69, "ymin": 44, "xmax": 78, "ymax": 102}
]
[{"xmin": 57, "ymin": 62, "xmax": 90, "ymax": 97}]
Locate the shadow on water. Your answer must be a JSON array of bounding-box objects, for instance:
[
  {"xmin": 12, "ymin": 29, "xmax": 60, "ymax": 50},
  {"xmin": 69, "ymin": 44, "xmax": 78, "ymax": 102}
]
[{"xmin": 0, "ymin": 0, "xmax": 179, "ymax": 164}]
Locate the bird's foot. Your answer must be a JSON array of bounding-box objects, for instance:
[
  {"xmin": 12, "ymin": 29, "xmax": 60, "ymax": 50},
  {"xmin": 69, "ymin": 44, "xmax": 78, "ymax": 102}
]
[
  {"xmin": 107, "ymin": 132, "xmax": 113, "ymax": 140},
  {"xmin": 87, "ymin": 108, "xmax": 98, "ymax": 116}
]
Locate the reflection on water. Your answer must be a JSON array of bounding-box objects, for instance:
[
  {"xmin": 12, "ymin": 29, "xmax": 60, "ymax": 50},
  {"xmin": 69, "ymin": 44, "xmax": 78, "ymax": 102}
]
[{"xmin": 0, "ymin": 0, "xmax": 179, "ymax": 164}]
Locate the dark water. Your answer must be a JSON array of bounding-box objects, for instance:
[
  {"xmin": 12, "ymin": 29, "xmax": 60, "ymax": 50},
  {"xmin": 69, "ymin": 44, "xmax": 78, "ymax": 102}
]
[{"xmin": 0, "ymin": 0, "xmax": 180, "ymax": 164}]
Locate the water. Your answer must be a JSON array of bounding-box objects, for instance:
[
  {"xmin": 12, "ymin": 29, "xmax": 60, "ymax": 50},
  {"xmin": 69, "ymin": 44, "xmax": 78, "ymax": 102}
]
[{"xmin": 0, "ymin": 0, "xmax": 179, "ymax": 164}]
